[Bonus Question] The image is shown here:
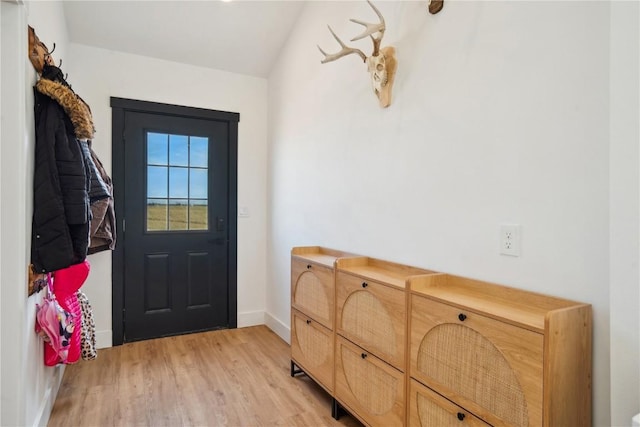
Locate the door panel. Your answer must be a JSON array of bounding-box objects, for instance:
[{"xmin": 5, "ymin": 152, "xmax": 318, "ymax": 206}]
[{"xmin": 118, "ymin": 107, "xmax": 234, "ymax": 342}]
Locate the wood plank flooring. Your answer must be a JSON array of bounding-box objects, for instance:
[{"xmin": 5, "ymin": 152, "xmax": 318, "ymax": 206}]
[{"xmin": 48, "ymin": 326, "xmax": 361, "ymax": 427}]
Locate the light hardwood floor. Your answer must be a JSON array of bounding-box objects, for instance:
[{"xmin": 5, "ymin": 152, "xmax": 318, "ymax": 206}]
[{"xmin": 48, "ymin": 326, "xmax": 361, "ymax": 426}]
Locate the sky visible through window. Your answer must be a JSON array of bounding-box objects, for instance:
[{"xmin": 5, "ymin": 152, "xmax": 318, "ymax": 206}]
[
  {"xmin": 146, "ymin": 132, "xmax": 209, "ymax": 231},
  {"xmin": 147, "ymin": 132, "xmax": 208, "ymax": 203}
]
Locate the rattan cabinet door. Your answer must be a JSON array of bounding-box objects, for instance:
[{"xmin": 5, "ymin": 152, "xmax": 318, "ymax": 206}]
[
  {"xmin": 291, "ymin": 309, "xmax": 334, "ymax": 393},
  {"xmin": 409, "ymin": 379, "xmax": 490, "ymax": 427},
  {"xmin": 336, "ymin": 271, "xmax": 406, "ymax": 369},
  {"xmin": 410, "ymin": 295, "xmax": 543, "ymax": 427},
  {"xmin": 291, "ymin": 258, "xmax": 334, "ymax": 329},
  {"xmin": 335, "ymin": 336, "xmax": 404, "ymax": 427}
]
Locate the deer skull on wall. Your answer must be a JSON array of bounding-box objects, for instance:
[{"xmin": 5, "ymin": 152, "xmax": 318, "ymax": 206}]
[{"xmin": 318, "ymin": 0, "xmax": 397, "ymax": 108}]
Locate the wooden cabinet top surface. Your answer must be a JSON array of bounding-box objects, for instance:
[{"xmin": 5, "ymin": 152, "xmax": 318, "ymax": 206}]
[
  {"xmin": 291, "ymin": 246, "xmax": 358, "ymax": 268},
  {"xmin": 336, "ymin": 257, "xmax": 437, "ymax": 289},
  {"xmin": 410, "ymin": 273, "xmax": 590, "ymax": 333}
]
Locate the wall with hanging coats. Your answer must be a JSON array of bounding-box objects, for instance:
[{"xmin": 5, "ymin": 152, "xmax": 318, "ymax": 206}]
[
  {"xmin": 28, "ymin": 20, "xmax": 106, "ymax": 368},
  {"xmin": 0, "ymin": 2, "xmax": 71, "ymax": 426}
]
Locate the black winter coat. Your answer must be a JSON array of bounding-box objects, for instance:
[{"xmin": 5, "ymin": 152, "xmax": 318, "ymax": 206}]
[{"xmin": 31, "ymin": 66, "xmax": 93, "ymax": 273}]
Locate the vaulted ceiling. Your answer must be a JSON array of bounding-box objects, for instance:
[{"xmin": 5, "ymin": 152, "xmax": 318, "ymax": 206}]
[{"xmin": 63, "ymin": 1, "xmax": 307, "ymax": 78}]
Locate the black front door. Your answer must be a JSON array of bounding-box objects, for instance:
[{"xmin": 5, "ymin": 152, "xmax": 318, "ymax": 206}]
[{"xmin": 111, "ymin": 98, "xmax": 238, "ymax": 343}]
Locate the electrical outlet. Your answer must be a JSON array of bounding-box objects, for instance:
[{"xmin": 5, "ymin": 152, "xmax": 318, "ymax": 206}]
[{"xmin": 500, "ymin": 224, "xmax": 521, "ymax": 257}]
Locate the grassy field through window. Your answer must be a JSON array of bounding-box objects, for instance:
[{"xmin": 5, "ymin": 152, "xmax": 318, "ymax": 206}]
[{"xmin": 147, "ymin": 204, "xmax": 207, "ymax": 231}]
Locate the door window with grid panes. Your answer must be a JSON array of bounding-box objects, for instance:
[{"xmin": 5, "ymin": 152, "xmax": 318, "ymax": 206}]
[{"xmin": 146, "ymin": 132, "xmax": 209, "ymax": 232}]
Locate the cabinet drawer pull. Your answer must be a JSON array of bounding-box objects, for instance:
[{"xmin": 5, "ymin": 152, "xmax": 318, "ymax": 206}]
[
  {"xmin": 458, "ymin": 313, "xmax": 467, "ymax": 322},
  {"xmin": 362, "ymin": 282, "xmax": 368, "ymax": 288},
  {"xmin": 306, "ymin": 319, "xmax": 311, "ymax": 325},
  {"xmin": 361, "ymin": 353, "xmax": 367, "ymax": 359},
  {"xmin": 306, "ymin": 264, "xmax": 312, "ymax": 269},
  {"xmin": 457, "ymin": 412, "xmax": 465, "ymax": 421}
]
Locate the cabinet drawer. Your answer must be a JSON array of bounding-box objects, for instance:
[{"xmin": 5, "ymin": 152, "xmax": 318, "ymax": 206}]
[
  {"xmin": 410, "ymin": 379, "xmax": 490, "ymax": 427},
  {"xmin": 291, "ymin": 309, "xmax": 334, "ymax": 393},
  {"xmin": 410, "ymin": 294, "xmax": 543, "ymax": 427},
  {"xmin": 335, "ymin": 336, "xmax": 404, "ymax": 427},
  {"xmin": 291, "ymin": 258, "xmax": 334, "ymax": 329},
  {"xmin": 336, "ymin": 271, "xmax": 406, "ymax": 369}
]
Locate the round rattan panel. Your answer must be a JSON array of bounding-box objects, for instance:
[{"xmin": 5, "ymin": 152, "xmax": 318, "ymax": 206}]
[
  {"xmin": 294, "ymin": 316, "xmax": 330, "ymax": 368},
  {"xmin": 341, "ymin": 291, "xmax": 396, "ymax": 358},
  {"xmin": 340, "ymin": 346, "xmax": 397, "ymax": 415},
  {"xmin": 294, "ymin": 271, "xmax": 330, "ymax": 322},
  {"xmin": 417, "ymin": 323, "xmax": 528, "ymax": 426}
]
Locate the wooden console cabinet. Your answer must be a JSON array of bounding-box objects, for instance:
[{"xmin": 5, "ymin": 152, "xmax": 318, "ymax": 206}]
[
  {"xmin": 290, "ymin": 246, "xmax": 354, "ymax": 394},
  {"xmin": 334, "ymin": 257, "xmax": 435, "ymax": 426},
  {"xmin": 408, "ymin": 274, "xmax": 592, "ymax": 427},
  {"xmin": 290, "ymin": 248, "xmax": 592, "ymax": 426}
]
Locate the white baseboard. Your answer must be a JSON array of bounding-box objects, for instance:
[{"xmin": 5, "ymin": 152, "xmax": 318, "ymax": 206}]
[
  {"xmin": 96, "ymin": 330, "xmax": 112, "ymax": 349},
  {"xmin": 32, "ymin": 365, "xmax": 65, "ymax": 427},
  {"xmin": 95, "ymin": 311, "xmax": 278, "ymax": 348},
  {"xmin": 237, "ymin": 310, "xmax": 265, "ymax": 328},
  {"xmin": 265, "ymin": 312, "xmax": 290, "ymax": 344}
]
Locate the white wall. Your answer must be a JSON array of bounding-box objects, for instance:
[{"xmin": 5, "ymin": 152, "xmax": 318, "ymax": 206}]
[
  {"xmin": 0, "ymin": 4, "xmax": 29, "ymax": 425},
  {"xmin": 1, "ymin": 2, "xmax": 68, "ymax": 426},
  {"xmin": 267, "ymin": 1, "xmax": 634, "ymax": 425},
  {"xmin": 64, "ymin": 43, "xmax": 269, "ymax": 347},
  {"xmin": 609, "ymin": 2, "xmax": 640, "ymax": 425}
]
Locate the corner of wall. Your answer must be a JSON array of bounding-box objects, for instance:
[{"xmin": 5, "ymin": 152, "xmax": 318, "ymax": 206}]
[
  {"xmin": 609, "ymin": 1, "xmax": 640, "ymax": 425},
  {"xmin": 265, "ymin": 312, "xmax": 290, "ymax": 345},
  {"xmin": 237, "ymin": 310, "xmax": 266, "ymax": 328},
  {"xmin": 1, "ymin": 2, "xmax": 74, "ymax": 426}
]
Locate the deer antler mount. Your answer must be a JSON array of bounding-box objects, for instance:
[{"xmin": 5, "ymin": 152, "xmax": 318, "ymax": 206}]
[{"xmin": 318, "ymin": 0, "xmax": 397, "ymax": 108}]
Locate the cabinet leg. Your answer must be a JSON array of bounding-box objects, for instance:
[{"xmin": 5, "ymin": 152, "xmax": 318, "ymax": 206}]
[
  {"xmin": 331, "ymin": 398, "xmax": 341, "ymax": 420},
  {"xmin": 290, "ymin": 360, "xmax": 304, "ymax": 377}
]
